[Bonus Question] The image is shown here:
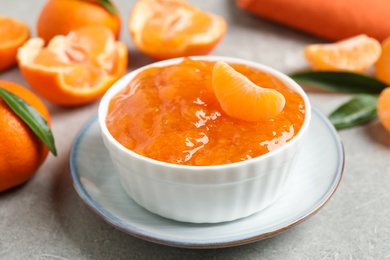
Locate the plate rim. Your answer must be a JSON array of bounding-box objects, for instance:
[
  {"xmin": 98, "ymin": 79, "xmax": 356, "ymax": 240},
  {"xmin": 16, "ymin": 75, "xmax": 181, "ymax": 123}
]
[{"xmin": 69, "ymin": 106, "xmax": 345, "ymax": 249}]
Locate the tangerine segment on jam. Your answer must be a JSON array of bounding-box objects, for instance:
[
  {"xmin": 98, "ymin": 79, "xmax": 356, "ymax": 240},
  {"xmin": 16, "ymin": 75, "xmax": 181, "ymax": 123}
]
[
  {"xmin": 106, "ymin": 59, "xmax": 305, "ymax": 166},
  {"xmin": 212, "ymin": 61, "xmax": 286, "ymax": 122}
]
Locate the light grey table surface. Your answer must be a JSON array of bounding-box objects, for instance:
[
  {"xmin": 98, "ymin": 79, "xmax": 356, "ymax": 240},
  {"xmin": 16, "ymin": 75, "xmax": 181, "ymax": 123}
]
[{"xmin": 1, "ymin": 1, "xmax": 390, "ymax": 259}]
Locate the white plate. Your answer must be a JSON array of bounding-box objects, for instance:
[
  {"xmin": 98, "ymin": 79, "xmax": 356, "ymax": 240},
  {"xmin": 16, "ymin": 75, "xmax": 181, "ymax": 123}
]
[{"xmin": 70, "ymin": 107, "xmax": 344, "ymax": 248}]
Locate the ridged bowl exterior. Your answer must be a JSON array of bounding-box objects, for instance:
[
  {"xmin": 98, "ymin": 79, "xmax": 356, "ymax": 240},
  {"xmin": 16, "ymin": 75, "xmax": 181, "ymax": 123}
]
[{"xmin": 99, "ymin": 56, "xmax": 312, "ymax": 223}]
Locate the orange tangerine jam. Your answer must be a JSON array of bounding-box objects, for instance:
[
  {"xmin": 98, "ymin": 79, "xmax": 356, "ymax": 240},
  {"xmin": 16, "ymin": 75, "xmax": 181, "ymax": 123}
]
[{"xmin": 106, "ymin": 58, "xmax": 305, "ymax": 166}]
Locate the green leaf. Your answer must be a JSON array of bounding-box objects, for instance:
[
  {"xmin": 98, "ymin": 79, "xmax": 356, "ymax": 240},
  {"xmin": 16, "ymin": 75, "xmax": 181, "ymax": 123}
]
[
  {"xmin": 290, "ymin": 71, "xmax": 387, "ymax": 94},
  {"xmin": 98, "ymin": 0, "xmax": 118, "ymax": 15},
  {"xmin": 329, "ymin": 94, "xmax": 378, "ymax": 129},
  {"xmin": 0, "ymin": 87, "xmax": 57, "ymax": 156}
]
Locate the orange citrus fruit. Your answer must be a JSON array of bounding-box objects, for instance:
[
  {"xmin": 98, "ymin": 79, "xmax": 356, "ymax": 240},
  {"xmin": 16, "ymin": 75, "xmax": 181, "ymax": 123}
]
[
  {"xmin": 37, "ymin": 0, "xmax": 121, "ymax": 44},
  {"xmin": 304, "ymin": 34, "xmax": 381, "ymax": 72},
  {"xmin": 375, "ymin": 36, "xmax": 390, "ymax": 85},
  {"xmin": 0, "ymin": 80, "xmax": 51, "ymax": 192},
  {"xmin": 212, "ymin": 61, "xmax": 286, "ymax": 122},
  {"xmin": 128, "ymin": 0, "xmax": 227, "ymax": 60},
  {"xmin": 17, "ymin": 25, "xmax": 127, "ymax": 106},
  {"xmin": 0, "ymin": 16, "xmax": 30, "ymax": 71},
  {"xmin": 377, "ymin": 87, "xmax": 390, "ymax": 133}
]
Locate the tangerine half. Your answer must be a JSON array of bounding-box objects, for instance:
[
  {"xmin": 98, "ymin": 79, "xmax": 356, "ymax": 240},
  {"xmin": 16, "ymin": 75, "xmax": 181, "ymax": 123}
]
[
  {"xmin": 0, "ymin": 16, "xmax": 30, "ymax": 71},
  {"xmin": 17, "ymin": 26, "xmax": 128, "ymax": 106},
  {"xmin": 128, "ymin": 0, "xmax": 227, "ymax": 60}
]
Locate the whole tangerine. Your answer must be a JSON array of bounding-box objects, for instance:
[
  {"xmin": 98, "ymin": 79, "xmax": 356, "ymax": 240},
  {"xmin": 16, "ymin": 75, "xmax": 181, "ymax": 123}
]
[
  {"xmin": 0, "ymin": 80, "xmax": 51, "ymax": 192},
  {"xmin": 37, "ymin": 0, "xmax": 121, "ymax": 44},
  {"xmin": 377, "ymin": 87, "xmax": 390, "ymax": 133}
]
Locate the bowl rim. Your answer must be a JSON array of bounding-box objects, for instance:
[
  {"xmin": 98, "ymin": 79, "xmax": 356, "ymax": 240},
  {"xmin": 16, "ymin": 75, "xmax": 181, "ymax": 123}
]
[{"xmin": 98, "ymin": 55, "xmax": 312, "ymax": 171}]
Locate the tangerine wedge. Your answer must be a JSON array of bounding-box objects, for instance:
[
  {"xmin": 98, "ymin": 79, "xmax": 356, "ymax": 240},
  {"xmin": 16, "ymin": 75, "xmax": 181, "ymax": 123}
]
[
  {"xmin": 304, "ymin": 34, "xmax": 381, "ymax": 72},
  {"xmin": 0, "ymin": 16, "xmax": 30, "ymax": 71},
  {"xmin": 375, "ymin": 36, "xmax": 390, "ymax": 85},
  {"xmin": 212, "ymin": 61, "xmax": 286, "ymax": 122},
  {"xmin": 17, "ymin": 26, "xmax": 127, "ymax": 106},
  {"xmin": 128, "ymin": 0, "xmax": 227, "ymax": 60}
]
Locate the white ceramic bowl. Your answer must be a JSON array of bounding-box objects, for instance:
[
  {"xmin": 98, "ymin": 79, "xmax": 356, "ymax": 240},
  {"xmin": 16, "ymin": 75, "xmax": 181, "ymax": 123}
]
[{"xmin": 98, "ymin": 56, "xmax": 312, "ymax": 223}]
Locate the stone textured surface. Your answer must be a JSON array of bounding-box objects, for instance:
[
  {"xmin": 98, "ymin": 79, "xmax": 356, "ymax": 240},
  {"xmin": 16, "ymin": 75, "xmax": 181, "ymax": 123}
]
[{"xmin": 1, "ymin": 1, "xmax": 390, "ymax": 259}]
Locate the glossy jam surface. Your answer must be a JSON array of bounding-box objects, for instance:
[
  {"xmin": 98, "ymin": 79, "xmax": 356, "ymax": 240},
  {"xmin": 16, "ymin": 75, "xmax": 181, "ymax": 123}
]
[{"xmin": 106, "ymin": 59, "xmax": 305, "ymax": 166}]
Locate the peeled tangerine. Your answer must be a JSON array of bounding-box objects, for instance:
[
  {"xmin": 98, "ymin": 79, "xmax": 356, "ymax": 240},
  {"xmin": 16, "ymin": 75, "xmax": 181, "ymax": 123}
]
[
  {"xmin": 17, "ymin": 25, "xmax": 127, "ymax": 106},
  {"xmin": 128, "ymin": 0, "xmax": 227, "ymax": 60},
  {"xmin": 304, "ymin": 34, "xmax": 381, "ymax": 72},
  {"xmin": 212, "ymin": 61, "xmax": 286, "ymax": 122}
]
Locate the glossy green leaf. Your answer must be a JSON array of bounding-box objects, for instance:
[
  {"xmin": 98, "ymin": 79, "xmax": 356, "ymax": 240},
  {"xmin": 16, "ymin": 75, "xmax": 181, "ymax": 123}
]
[
  {"xmin": 329, "ymin": 94, "xmax": 378, "ymax": 129},
  {"xmin": 0, "ymin": 87, "xmax": 57, "ymax": 156},
  {"xmin": 98, "ymin": 0, "xmax": 118, "ymax": 15},
  {"xmin": 290, "ymin": 71, "xmax": 387, "ymax": 94}
]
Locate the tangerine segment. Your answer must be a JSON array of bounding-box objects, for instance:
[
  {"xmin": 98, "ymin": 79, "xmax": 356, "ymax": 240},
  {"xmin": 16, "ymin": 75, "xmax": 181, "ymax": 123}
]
[
  {"xmin": 37, "ymin": 0, "xmax": 121, "ymax": 43},
  {"xmin": 0, "ymin": 16, "xmax": 30, "ymax": 71},
  {"xmin": 129, "ymin": 0, "xmax": 227, "ymax": 60},
  {"xmin": 17, "ymin": 26, "xmax": 127, "ymax": 106},
  {"xmin": 375, "ymin": 37, "xmax": 390, "ymax": 85},
  {"xmin": 304, "ymin": 34, "xmax": 381, "ymax": 72},
  {"xmin": 377, "ymin": 87, "xmax": 390, "ymax": 133},
  {"xmin": 212, "ymin": 61, "xmax": 286, "ymax": 122}
]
